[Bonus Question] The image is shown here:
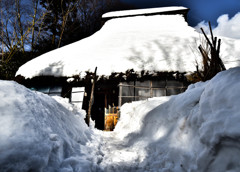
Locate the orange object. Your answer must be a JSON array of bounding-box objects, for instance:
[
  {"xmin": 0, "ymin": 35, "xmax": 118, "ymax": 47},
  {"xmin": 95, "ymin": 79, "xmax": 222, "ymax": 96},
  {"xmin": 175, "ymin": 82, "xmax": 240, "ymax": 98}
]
[{"xmin": 104, "ymin": 107, "xmax": 120, "ymax": 131}]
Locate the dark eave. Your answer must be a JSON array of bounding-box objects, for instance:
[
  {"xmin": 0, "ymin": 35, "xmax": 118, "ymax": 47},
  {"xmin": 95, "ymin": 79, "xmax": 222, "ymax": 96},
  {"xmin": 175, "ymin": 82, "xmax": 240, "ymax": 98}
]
[{"xmin": 102, "ymin": 8, "xmax": 190, "ymax": 25}]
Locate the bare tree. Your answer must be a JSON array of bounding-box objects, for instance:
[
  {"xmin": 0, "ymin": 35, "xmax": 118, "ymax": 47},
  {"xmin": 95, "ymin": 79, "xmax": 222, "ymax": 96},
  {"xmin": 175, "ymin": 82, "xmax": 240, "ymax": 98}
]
[
  {"xmin": 57, "ymin": 0, "xmax": 80, "ymax": 48},
  {"xmin": 0, "ymin": 0, "xmax": 47, "ymax": 58},
  {"xmin": 30, "ymin": 0, "xmax": 39, "ymax": 51},
  {"xmin": 0, "ymin": 0, "xmax": 4, "ymax": 59}
]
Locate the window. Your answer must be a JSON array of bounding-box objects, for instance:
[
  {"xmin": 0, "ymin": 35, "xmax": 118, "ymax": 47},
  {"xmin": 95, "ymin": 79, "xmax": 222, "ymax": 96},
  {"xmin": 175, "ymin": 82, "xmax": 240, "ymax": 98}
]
[
  {"xmin": 118, "ymin": 80, "xmax": 186, "ymax": 106},
  {"xmin": 31, "ymin": 86, "xmax": 62, "ymax": 97},
  {"xmin": 71, "ymin": 87, "xmax": 85, "ymax": 109}
]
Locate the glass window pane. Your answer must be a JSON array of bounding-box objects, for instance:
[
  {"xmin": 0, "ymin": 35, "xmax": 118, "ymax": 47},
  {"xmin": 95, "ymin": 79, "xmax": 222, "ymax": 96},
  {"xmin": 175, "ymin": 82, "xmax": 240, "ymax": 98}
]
[
  {"xmin": 166, "ymin": 88, "xmax": 182, "ymax": 96},
  {"xmin": 135, "ymin": 81, "xmax": 150, "ymax": 87},
  {"xmin": 37, "ymin": 87, "xmax": 50, "ymax": 94},
  {"xmin": 71, "ymin": 87, "xmax": 85, "ymax": 102},
  {"xmin": 152, "ymin": 89, "xmax": 166, "ymax": 97},
  {"xmin": 167, "ymin": 80, "xmax": 182, "ymax": 87},
  {"xmin": 122, "ymin": 82, "xmax": 134, "ymax": 97},
  {"xmin": 72, "ymin": 87, "xmax": 85, "ymax": 92},
  {"xmin": 152, "ymin": 81, "xmax": 166, "ymax": 88},
  {"xmin": 137, "ymin": 88, "xmax": 150, "ymax": 98},
  {"xmin": 49, "ymin": 86, "xmax": 62, "ymax": 96}
]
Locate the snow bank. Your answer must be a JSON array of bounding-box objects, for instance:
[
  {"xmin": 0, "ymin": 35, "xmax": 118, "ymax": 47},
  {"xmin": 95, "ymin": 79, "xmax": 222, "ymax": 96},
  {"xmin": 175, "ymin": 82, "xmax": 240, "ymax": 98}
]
[
  {"xmin": 16, "ymin": 13, "xmax": 240, "ymax": 79},
  {"xmin": 3, "ymin": 67, "xmax": 240, "ymax": 171},
  {"xmin": 100, "ymin": 67, "xmax": 240, "ymax": 171},
  {"xmin": 0, "ymin": 81, "xmax": 101, "ymax": 172}
]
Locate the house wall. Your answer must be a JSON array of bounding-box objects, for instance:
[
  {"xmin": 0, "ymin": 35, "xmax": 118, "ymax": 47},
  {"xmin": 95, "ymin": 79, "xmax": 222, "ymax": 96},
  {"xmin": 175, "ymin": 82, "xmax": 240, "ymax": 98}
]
[{"xmin": 16, "ymin": 72, "xmax": 190, "ymax": 130}]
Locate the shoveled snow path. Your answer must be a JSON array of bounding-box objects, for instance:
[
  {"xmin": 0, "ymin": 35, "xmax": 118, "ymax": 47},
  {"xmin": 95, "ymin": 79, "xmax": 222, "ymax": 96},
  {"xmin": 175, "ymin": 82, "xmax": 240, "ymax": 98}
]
[
  {"xmin": 98, "ymin": 132, "xmax": 146, "ymax": 172},
  {"xmin": 2, "ymin": 67, "xmax": 240, "ymax": 171},
  {"xmin": 92, "ymin": 98, "xmax": 170, "ymax": 172},
  {"xmin": 90, "ymin": 67, "xmax": 240, "ymax": 172}
]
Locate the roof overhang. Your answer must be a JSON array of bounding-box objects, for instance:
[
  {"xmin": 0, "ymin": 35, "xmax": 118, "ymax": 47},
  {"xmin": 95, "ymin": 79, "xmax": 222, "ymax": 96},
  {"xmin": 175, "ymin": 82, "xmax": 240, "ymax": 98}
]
[{"xmin": 102, "ymin": 6, "xmax": 190, "ymax": 23}]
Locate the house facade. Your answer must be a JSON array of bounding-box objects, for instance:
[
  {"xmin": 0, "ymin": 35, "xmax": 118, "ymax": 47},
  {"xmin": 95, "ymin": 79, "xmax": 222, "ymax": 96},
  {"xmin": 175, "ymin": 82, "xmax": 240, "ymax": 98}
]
[{"xmin": 15, "ymin": 7, "xmax": 205, "ymax": 129}]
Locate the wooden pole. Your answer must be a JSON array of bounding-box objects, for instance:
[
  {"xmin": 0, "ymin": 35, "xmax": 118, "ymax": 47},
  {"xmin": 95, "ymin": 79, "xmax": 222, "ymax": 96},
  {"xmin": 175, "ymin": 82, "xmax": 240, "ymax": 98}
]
[
  {"xmin": 150, "ymin": 81, "xmax": 153, "ymax": 98},
  {"xmin": 118, "ymin": 83, "xmax": 122, "ymax": 107},
  {"xmin": 87, "ymin": 67, "xmax": 97, "ymax": 126}
]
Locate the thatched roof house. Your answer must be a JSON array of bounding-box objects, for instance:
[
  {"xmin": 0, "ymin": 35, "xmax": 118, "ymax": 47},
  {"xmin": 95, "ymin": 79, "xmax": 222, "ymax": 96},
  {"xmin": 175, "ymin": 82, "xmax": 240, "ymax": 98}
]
[{"xmin": 16, "ymin": 6, "xmax": 240, "ymax": 129}]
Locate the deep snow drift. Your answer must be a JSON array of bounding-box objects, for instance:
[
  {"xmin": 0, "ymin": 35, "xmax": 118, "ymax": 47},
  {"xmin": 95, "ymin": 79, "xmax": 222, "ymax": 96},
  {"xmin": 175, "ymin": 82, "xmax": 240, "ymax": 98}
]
[
  {"xmin": 0, "ymin": 81, "xmax": 102, "ymax": 171},
  {"xmin": 102, "ymin": 67, "xmax": 240, "ymax": 172},
  {"xmin": 2, "ymin": 67, "xmax": 240, "ymax": 171}
]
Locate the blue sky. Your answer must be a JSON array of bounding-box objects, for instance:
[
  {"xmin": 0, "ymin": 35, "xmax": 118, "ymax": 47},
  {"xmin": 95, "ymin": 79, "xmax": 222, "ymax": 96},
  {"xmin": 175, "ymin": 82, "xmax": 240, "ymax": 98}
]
[{"xmin": 120, "ymin": 0, "xmax": 240, "ymax": 27}]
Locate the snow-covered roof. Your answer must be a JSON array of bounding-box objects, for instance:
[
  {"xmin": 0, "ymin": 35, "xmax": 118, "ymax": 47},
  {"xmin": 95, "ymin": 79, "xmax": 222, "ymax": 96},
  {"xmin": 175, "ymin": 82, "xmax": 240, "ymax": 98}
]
[
  {"xmin": 102, "ymin": 6, "xmax": 188, "ymax": 18},
  {"xmin": 16, "ymin": 11, "xmax": 240, "ymax": 79}
]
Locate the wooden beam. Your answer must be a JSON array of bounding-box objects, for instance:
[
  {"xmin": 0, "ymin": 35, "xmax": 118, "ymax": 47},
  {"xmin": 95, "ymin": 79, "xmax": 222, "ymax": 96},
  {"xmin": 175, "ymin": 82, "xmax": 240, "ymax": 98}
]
[{"xmin": 87, "ymin": 67, "xmax": 97, "ymax": 126}]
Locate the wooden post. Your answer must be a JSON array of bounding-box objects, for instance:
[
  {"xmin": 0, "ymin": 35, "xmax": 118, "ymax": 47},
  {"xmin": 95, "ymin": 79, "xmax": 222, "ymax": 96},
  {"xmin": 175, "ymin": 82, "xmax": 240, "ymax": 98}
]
[
  {"xmin": 87, "ymin": 67, "xmax": 97, "ymax": 126},
  {"xmin": 133, "ymin": 80, "xmax": 136, "ymax": 101},
  {"xmin": 150, "ymin": 81, "xmax": 153, "ymax": 98},
  {"xmin": 118, "ymin": 83, "xmax": 122, "ymax": 107},
  {"xmin": 165, "ymin": 79, "xmax": 167, "ymax": 96}
]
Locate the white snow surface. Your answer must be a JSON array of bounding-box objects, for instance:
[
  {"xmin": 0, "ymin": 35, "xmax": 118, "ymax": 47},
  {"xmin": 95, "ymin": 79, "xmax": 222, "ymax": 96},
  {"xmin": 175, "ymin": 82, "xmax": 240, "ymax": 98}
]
[
  {"xmin": 102, "ymin": 6, "xmax": 188, "ymax": 18},
  {"xmin": 16, "ymin": 14, "xmax": 240, "ymax": 79},
  {"xmin": 0, "ymin": 82, "xmax": 102, "ymax": 171},
  {"xmin": 104, "ymin": 67, "xmax": 240, "ymax": 172},
  {"xmin": 2, "ymin": 67, "xmax": 240, "ymax": 171}
]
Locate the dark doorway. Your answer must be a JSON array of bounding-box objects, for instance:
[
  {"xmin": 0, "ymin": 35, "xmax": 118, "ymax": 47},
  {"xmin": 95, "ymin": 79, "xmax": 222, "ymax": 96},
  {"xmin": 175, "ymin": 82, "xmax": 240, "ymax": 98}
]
[{"xmin": 91, "ymin": 80, "xmax": 119, "ymax": 130}]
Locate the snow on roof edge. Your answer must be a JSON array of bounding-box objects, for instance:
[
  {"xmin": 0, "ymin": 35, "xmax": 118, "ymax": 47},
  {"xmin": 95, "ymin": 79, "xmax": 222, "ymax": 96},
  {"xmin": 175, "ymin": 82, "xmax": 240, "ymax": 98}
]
[{"xmin": 102, "ymin": 6, "xmax": 189, "ymax": 18}]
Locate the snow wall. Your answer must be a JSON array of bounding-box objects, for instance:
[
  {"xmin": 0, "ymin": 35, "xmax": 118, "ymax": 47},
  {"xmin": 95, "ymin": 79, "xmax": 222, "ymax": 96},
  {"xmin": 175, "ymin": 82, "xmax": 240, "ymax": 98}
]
[
  {"xmin": 0, "ymin": 81, "xmax": 101, "ymax": 171},
  {"xmin": 1, "ymin": 67, "xmax": 240, "ymax": 171},
  {"xmin": 108, "ymin": 67, "xmax": 240, "ymax": 172}
]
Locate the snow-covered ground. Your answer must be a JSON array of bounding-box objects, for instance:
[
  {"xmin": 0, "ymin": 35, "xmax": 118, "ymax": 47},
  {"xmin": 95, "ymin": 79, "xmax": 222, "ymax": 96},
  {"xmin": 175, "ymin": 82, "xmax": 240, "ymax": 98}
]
[
  {"xmin": 0, "ymin": 82, "xmax": 102, "ymax": 171},
  {"xmin": 2, "ymin": 67, "xmax": 240, "ymax": 171},
  {"xmin": 101, "ymin": 67, "xmax": 240, "ymax": 172}
]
